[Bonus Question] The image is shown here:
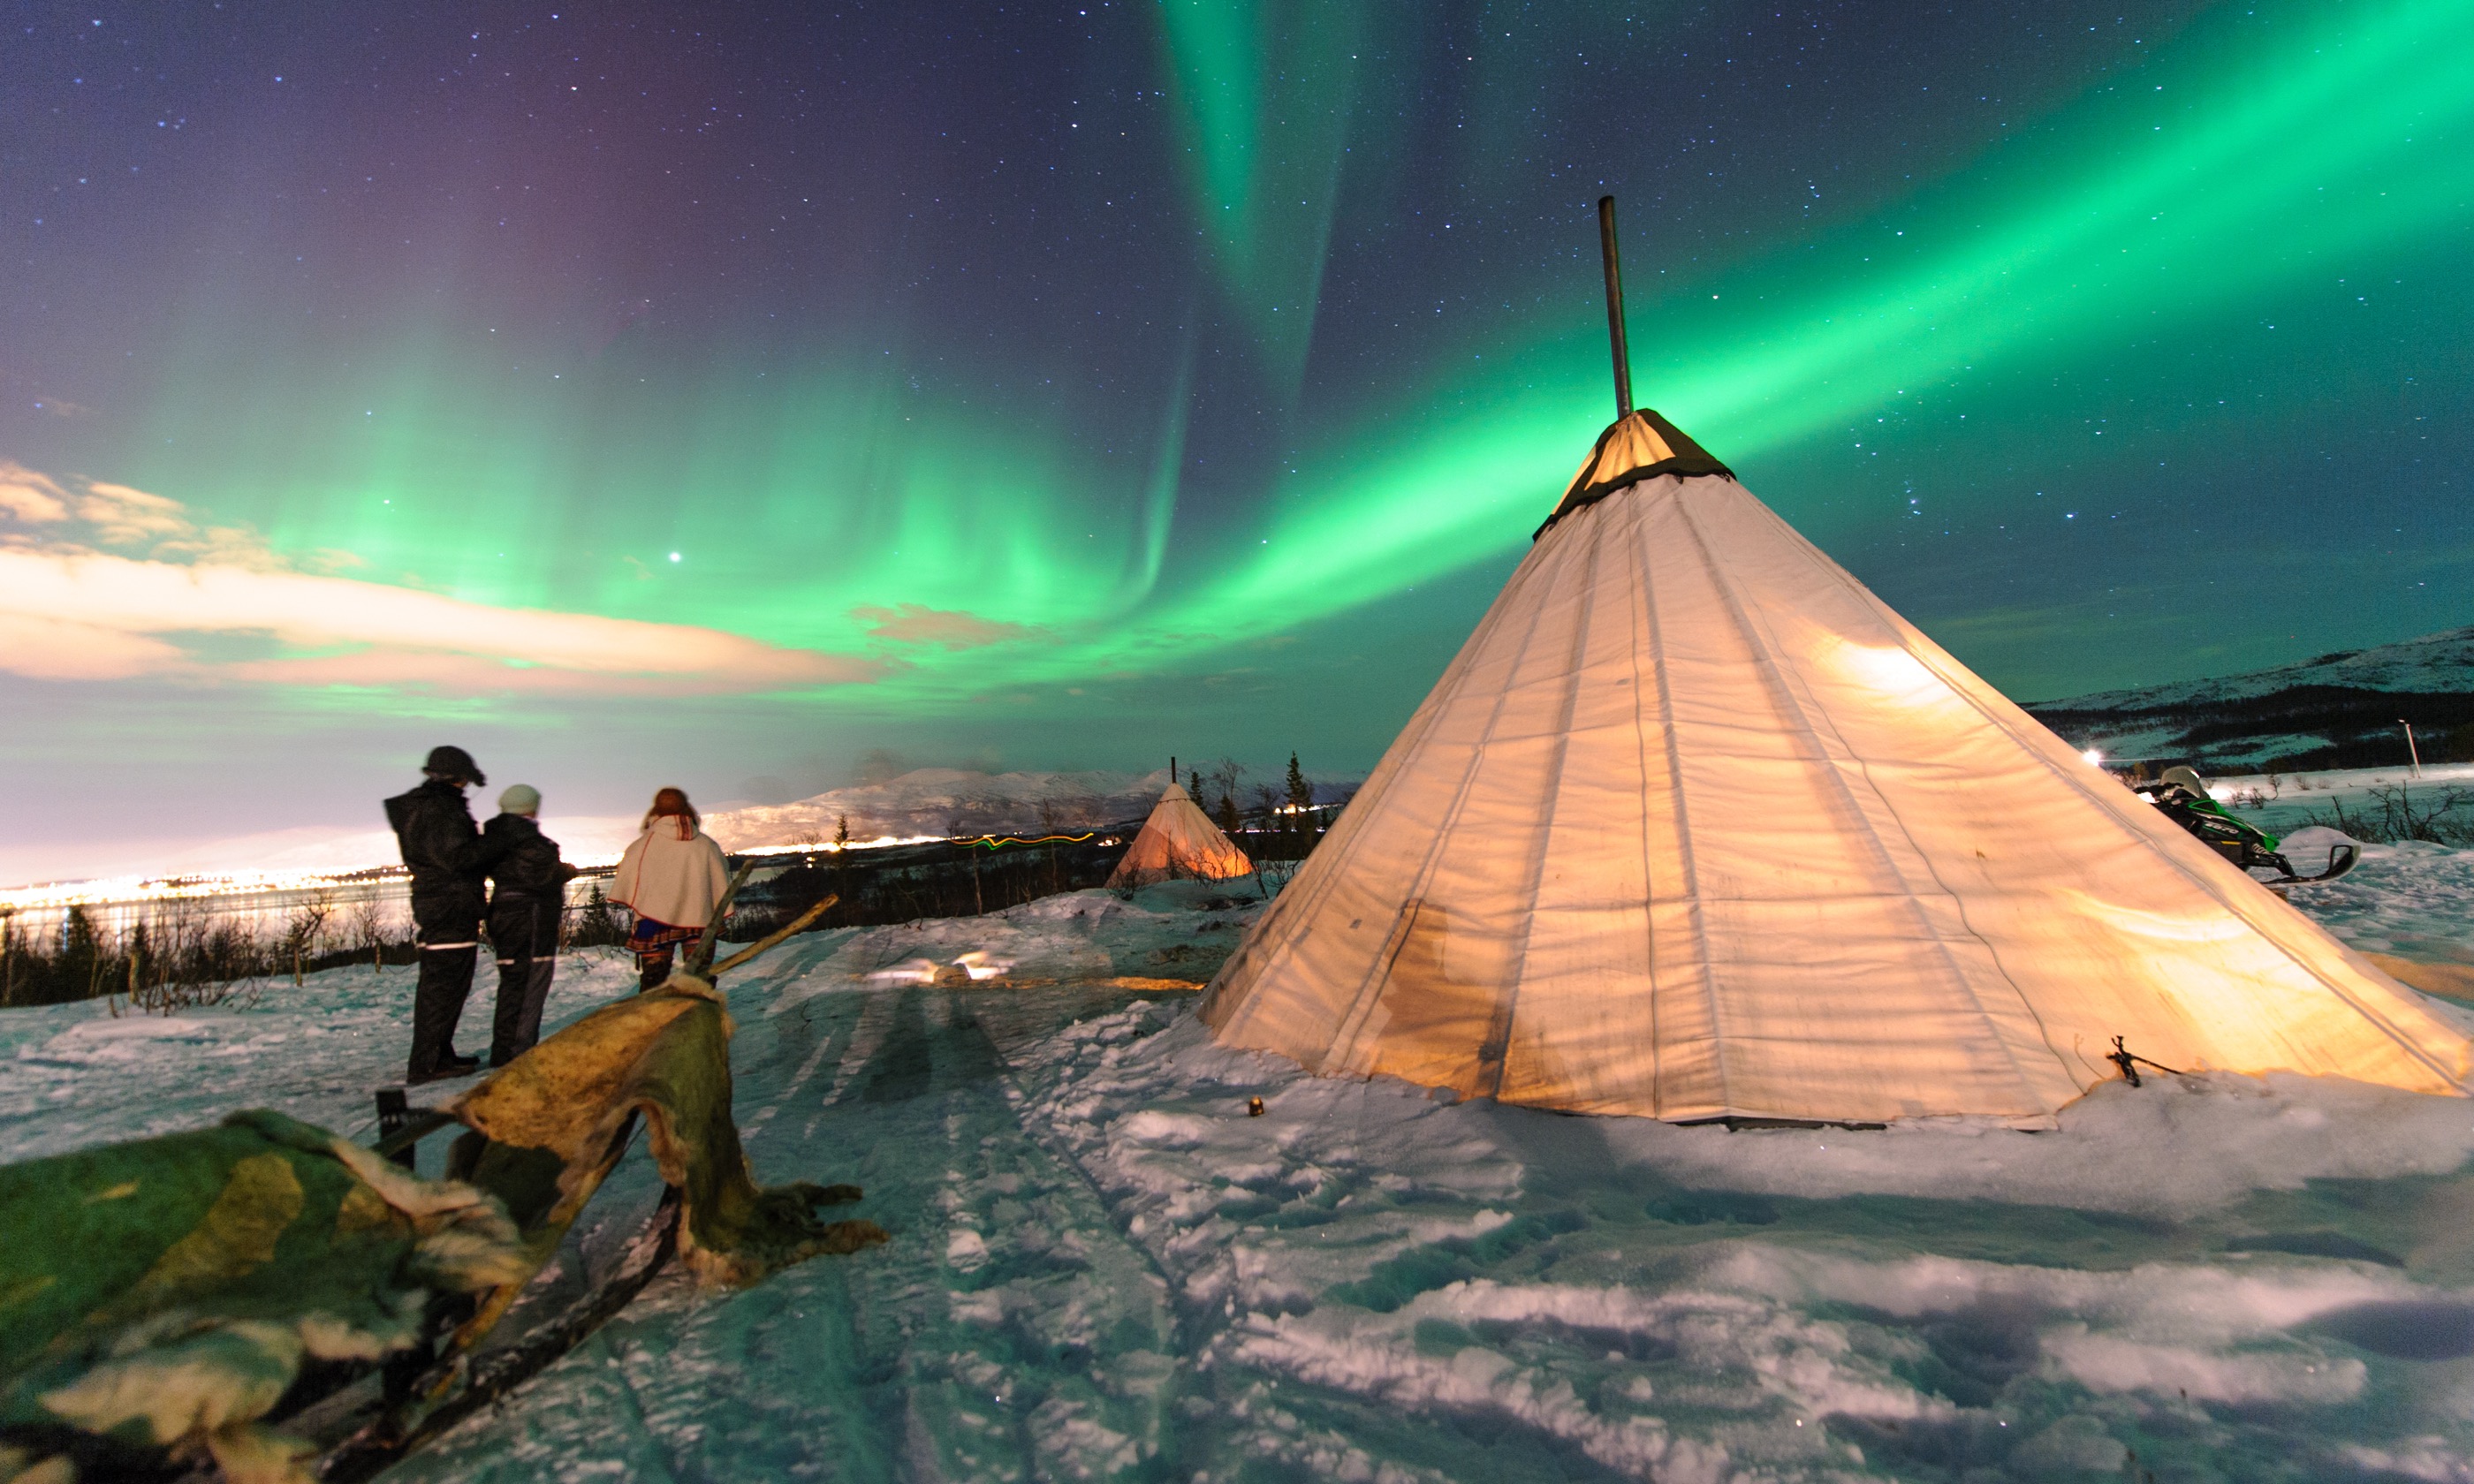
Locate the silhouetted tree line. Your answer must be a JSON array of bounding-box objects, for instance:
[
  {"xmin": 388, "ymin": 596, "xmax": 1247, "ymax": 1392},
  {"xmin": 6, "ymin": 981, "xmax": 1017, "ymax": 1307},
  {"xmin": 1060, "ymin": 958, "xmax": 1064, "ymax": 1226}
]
[
  {"xmin": 1, "ymin": 883, "xmax": 637, "ymax": 1010},
  {"xmin": 0, "ymin": 900, "xmax": 386, "ymax": 1011},
  {"xmin": 728, "ymin": 833, "xmax": 1142, "ymax": 938},
  {"xmin": 1200, "ymin": 751, "xmax": 1352, "ymax": 863}
]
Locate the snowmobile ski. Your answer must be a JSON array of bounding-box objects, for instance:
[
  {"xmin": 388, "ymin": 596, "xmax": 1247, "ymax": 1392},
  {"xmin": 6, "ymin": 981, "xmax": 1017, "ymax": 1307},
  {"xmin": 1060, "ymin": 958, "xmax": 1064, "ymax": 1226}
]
[{"xmin": 2252, "ymin": 840, "xmax": 2360, "ymax": 890}]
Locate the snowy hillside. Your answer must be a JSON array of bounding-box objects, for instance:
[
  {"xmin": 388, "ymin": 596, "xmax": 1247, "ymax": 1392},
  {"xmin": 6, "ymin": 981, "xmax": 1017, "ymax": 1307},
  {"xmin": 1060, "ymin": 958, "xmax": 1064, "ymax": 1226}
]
[
  {"xmin": 2026, "ymin": 624, "xmax": 2474, "ymax": 771},
  {"xmin": 2042, "ymin": 625, "xmax": 2474, "ymax": 712},
  {"xmin": 11, "ymin": 859, "xmax": 2474, "ymax": 1480}
]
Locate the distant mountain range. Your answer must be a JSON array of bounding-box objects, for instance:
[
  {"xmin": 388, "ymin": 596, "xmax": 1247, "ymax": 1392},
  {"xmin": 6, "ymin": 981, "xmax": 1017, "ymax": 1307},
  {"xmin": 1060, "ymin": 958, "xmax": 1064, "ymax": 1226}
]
[
  {"xmin": 706, "ymin": 768, "xmax": 1176, "ymax": 849},
  {"xmin": 2024, "ymin": 625, "xmax": 2474, "ymax": 772},
  {"xmin": 705, "ymin": 765, "xmax": 1361, "ymax": 852}
]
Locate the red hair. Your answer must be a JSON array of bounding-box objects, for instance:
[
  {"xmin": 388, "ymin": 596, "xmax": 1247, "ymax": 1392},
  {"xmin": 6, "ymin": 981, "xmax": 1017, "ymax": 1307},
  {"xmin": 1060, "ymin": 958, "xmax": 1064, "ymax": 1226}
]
[{"xmin": 644, "ymin": 786, "xmax": 700, "ymax": 840}]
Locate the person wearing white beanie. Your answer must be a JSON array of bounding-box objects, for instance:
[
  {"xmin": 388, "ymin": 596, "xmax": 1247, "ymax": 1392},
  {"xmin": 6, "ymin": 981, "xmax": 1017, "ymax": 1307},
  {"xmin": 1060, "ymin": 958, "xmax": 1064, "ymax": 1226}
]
[{"xmin": 481, "ymin": 784, "xmax": 576, "ymax": 1064}]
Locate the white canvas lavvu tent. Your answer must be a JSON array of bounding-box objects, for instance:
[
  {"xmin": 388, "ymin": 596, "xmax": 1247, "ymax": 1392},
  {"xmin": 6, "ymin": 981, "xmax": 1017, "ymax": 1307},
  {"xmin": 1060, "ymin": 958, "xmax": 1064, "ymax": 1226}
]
[
  {"xmin": 1108, "ymin": 783, "xmax": 1255, "ymax": 889},
  {"xmin": 1199, "ymin": 406, "xmax": 2472, "ymax": 1124}
]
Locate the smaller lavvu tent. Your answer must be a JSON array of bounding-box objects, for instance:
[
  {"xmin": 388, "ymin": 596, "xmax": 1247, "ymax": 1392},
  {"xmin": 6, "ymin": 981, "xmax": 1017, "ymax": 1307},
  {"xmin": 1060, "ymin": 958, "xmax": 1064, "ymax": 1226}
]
[{"xmin": 1109, "ymin": 783, "xmax": 1254, "ymax": 888}]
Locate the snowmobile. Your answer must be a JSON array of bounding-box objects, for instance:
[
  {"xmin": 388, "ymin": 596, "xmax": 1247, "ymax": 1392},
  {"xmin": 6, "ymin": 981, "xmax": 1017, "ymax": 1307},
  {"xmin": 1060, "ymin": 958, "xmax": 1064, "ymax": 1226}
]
[{"xmin": 2132, "ymin": 766, "xmax": 2357, "ymax": 889}]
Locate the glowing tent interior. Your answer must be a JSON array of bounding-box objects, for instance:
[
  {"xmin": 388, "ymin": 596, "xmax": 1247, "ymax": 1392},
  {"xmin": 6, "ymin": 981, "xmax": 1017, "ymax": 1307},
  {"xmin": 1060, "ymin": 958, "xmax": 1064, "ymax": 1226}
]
[
  {"xmin": 1196, "ymin": 201, "xmax": 2471, "ymax": 1127},
  {"xmin": 1107, "ymin": 783, "xmax": 1256, "ymax": 889}
]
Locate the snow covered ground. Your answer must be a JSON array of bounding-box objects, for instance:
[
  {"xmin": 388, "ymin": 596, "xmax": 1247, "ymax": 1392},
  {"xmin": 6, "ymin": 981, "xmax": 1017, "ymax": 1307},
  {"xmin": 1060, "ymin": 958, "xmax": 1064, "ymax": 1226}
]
[{"xmin": 11, "ymin": 871, "xmax": 2474, "ymax": 1481}]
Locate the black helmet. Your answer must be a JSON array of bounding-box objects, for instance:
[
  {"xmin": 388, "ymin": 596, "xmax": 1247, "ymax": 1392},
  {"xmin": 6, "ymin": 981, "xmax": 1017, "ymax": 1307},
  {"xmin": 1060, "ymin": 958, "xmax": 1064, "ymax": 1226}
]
[{"xmin": 423, "ymin": 745, "xmax": 486, "ymax": 786}]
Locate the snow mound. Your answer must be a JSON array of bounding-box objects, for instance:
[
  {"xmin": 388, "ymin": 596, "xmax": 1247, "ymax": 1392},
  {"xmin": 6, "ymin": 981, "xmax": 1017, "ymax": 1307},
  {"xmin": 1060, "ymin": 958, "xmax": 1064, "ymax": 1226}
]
[
  {"xmin": 17, "ymin": 1015, "xmax": 222, "ymax": 1068},
  {"xmin": 2283, "ymin": 837, "xmax": 2474, "ymax": 968}
]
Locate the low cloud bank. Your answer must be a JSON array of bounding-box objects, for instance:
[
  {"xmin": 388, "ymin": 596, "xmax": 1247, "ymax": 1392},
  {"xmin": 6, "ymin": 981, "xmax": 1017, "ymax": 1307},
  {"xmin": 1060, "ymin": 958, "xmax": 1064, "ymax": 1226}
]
[{"xmin": 0, "ymin": 461, "xmax": 879, "ymax": 694}]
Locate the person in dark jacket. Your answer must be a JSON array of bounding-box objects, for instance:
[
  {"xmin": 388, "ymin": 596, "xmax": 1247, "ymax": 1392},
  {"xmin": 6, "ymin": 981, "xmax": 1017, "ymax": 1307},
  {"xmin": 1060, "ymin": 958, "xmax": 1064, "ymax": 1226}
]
[
  {"xmin": 383, "ymin": 745, "xmax": 502, "ymax": 1084},
  {"xmin": 482, "ymin": 784, "xmax": 578, "ymax": 1066}
]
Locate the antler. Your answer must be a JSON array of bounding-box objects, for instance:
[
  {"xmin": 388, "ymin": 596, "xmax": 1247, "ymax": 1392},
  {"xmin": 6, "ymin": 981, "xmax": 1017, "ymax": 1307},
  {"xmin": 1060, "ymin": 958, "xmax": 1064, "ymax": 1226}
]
[
  {"xmin": 711, "ymin": 894, "xmax": 839, "ymax": 976},
  {"xmin": 685, "ymin": 862, "xmax": 757, "ymax": 977}
]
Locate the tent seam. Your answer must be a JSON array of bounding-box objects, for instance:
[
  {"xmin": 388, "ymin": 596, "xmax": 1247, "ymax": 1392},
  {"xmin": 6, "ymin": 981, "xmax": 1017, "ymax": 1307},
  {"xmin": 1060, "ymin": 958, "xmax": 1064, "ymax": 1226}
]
[
  {"xmin": 1323, "ymin": 537, "xmax": 1571, "ymax": 1072},
  {"xmin": 1192, "ymin": 551, "xmax": 1523, "ymax": 1039},
  {"xmin": 1672, "ymin": 485, "xmax": 2054, "ymax": 1117},
  {"xmin": 1486, "ymin": 496, "xmax": 1613, "ymax": 1098},
  {"xmin": 1735, "ymin": 497, "xmax": 2078, "ymax": 1107},
  {"xmin": 1627, "ymin": 480, "xmax": 1719, "ymax": 1120},
  {"xmin": 1772, "ymin": 511, "xmax": 2465, "ymax": 1091}
]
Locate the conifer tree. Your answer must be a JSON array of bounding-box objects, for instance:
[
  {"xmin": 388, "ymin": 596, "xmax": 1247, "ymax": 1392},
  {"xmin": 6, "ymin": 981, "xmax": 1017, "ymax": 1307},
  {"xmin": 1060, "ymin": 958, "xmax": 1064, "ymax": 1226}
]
[
  {"xmin": 63, "ymin": 905, "xmax": 98, "ymax": 994},
  {"xmin": 579, "ymin": 883, "xmax": 622, "ymax": 946},
  {"xmin": 831, "ymin": 814, "xmax": 852, "ymax": 918},
  {"xmin": 1286, "ymin": 753, "xmax": 1312, "ymax": 812}
]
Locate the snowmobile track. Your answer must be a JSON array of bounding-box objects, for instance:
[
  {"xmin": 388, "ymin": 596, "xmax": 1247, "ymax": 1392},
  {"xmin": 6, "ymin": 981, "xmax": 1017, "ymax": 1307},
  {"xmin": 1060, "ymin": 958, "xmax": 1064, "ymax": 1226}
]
[{"xmin": 391, "ymin": 984, "xmax": 1186, "ymax": 1483}]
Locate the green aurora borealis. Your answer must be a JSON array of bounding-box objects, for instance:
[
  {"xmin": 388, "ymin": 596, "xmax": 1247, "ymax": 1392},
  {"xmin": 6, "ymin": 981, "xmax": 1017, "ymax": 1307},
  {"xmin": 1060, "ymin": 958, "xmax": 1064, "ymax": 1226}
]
[{"xmin": 3, "ymin": 0, "xmax": 2470, "ymax": 863}]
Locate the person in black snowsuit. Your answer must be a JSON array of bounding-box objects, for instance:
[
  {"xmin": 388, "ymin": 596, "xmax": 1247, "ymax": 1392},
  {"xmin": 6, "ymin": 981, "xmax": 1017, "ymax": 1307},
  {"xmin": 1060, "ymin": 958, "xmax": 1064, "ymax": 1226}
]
[
  {"xmin": 482, "ymin": 784, "xmax": 578, "ymax": 1067},
  {"xmin": 383, "ymin": 746, "xmax": 503, "ymax": 1084}
]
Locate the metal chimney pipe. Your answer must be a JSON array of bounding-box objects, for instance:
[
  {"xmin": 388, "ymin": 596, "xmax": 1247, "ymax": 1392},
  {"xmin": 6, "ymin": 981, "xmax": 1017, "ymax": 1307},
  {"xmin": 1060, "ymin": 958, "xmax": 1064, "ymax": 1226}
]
[{"xmin": 1597, "ymin": 195, "xmax": 1634, "ymax": 420}]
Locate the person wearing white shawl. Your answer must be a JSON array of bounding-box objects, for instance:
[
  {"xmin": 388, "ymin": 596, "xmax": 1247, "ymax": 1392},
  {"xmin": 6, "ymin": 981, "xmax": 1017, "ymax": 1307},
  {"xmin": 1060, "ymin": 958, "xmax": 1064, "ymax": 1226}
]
[{"xmin": 613, "ymin": 786, "xmax": 730, "ymax": 990}]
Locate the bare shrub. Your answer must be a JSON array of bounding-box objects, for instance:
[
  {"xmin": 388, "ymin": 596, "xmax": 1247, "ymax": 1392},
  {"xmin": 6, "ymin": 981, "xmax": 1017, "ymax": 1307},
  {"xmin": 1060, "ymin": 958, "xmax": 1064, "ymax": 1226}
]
[
  {"xmin": 282, "ymin": 890, "xmax": 336, "ymax": 986},
  {"xmin": 348, "ymin": 894, "xmax": 387, "ymax": 973},
  {"xmin": 128, "ymin": 899, "xmax": 263, "ymax": 1013},
  {"xmin": 2299, "ymin": 784, "xmax": 2474, "ymax": 846}
]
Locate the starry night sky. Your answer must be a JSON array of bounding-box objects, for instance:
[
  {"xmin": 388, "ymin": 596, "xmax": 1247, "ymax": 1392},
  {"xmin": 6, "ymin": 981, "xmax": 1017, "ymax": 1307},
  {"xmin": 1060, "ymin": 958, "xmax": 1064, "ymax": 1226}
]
[{"xmin": 3, "ymin": 0, "xmax": 2470, "ymax": 870}]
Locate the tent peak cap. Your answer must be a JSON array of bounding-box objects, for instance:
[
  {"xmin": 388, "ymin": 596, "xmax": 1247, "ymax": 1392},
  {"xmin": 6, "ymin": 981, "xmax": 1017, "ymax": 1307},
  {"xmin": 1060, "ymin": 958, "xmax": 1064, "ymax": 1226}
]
[{"xmin": 1537, "ymin": 406, "xmax": 1734, "ymax": 540}]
